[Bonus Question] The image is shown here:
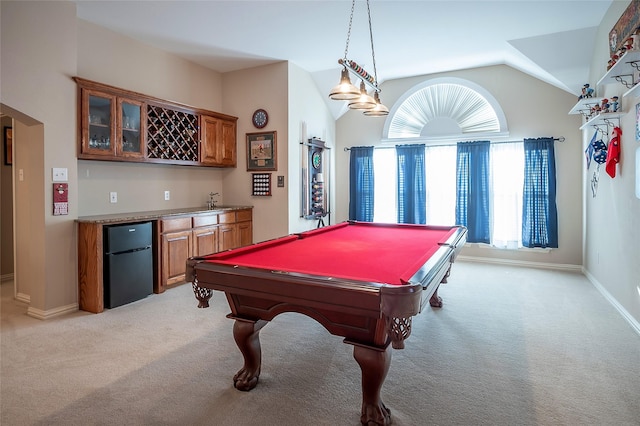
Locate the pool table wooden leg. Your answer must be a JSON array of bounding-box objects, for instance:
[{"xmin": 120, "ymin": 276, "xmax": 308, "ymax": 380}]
[
  {"xmin": 429, "ymin": 264, "xmax": 452, "ymax": 308},
  {"xmin": 353, "ymin": 344, "xmax": 392, "ymax": 426},
  {"xmin": 429, "ymin": 287, "xmax": 443, "ymax": 308},
  {"xmin": 232, "ymin": 318, "xmax": 268, "ymax": 391}
]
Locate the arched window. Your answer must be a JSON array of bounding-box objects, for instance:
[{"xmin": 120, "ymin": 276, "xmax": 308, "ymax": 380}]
[
  {"xmin": 383, "ymin": 77, "xmax": 508, "ymax": 142},
  {"xmin": 373, "ymin": 78, "xmax": 530, "ymax": 248}
]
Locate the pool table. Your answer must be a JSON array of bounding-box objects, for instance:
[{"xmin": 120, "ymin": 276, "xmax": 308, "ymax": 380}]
[{"xmin": 186, "ymin": 221, "xmax": 467, "ymax": 425}]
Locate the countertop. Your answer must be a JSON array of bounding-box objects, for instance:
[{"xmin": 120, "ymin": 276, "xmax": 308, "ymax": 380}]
[{"xmin": 76, "ymin": 206, "xmax": 253, "ymax": 224}]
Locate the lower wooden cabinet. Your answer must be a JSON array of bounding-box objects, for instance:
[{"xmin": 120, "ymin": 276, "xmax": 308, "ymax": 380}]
[
  {"xmin": 161, "ymin": 230, "xmax": 192, "ymax": 288},
  {"xmin": 158, "ymin": 208, "xmax": 252, "ymax": 292},
  {"xmin": 77, "ymin": 207, "xmax": 252, "ymax": 313},
  {"xmin": 193, "ymin": 226, "xmax": 218, "ymax": 256}
]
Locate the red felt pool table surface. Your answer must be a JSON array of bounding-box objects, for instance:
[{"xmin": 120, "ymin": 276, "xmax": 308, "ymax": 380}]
[{"xmin": 198, "ymin": 221, "xmax": 458, "ymax": 285}]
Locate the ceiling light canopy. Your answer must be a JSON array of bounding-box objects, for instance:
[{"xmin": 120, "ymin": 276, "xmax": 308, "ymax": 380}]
[{"xmin": 328, "ymin": 0, "xmax": 388, "ymax": 116}]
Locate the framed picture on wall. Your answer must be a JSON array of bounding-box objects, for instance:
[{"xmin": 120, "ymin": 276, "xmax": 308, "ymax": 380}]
[
  {"xmin": 4, "ymin": 127, "xmax": 12, "ymax": 165},
  {"xmin": 246, "ymin": 131, "xmax": 277, "ymax": 171},
  {"xmin": 608, "ymin": 0, "xmax": 640, "ymax": 55}
]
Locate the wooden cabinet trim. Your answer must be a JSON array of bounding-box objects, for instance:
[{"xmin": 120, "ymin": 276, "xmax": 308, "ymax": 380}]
[
  {"xmin": 161, "ymin": 217, "xmax": 192, "ymax": 233},
  {"xmin": 218, "ymin": 212, "xmax": 236, "ymax": 224},
  {"xmin": 74, "ymin": 77, "xmax": 238, "ymax": 121},
  {"xmin": 192, "ymin": 213, "xmax": 218, "ymax": 228},
  {"xmin": 236, "ymin": 208, "xmax": 253, "ymax": 222}
]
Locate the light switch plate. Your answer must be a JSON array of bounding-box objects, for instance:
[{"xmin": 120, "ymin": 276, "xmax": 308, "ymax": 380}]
[{"xmin": 52, "ymin": 167, "xmax": 68, "ymax": 182}]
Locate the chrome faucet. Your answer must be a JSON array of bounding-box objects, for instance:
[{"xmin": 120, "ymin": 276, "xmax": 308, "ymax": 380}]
[{"xmin": 207, "ymin": 192, "xmax": 219, "ymax": 209}]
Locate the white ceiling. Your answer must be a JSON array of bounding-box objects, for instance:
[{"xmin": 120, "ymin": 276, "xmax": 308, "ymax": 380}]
[{"xmin": 75, "ymin": 0, "xmax": 614, "ymax": 119}]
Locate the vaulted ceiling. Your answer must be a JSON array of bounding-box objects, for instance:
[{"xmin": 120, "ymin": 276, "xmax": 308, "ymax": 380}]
[{"xmin": 75, "ymin": 1, "xmax": 614, "ymax": 118}]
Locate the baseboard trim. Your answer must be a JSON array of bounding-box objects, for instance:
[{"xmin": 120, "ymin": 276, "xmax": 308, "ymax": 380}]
[
  {"xmin": 16, "ymin": 292, "xmax": 30, "ymax": 304},
  {"xmin": 27, "ymin": 303, "xmax": 79, "ymax": 320},
  {"xmin": 458, "ymin": 256, "xmax": 582, "ymax": 273},
  {"xmin": 582, "ymin": 268, "xmax": 640, "ymax": 336}
]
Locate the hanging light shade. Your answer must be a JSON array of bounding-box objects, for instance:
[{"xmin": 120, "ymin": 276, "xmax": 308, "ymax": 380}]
[
  {"xmin": 363, "ymin": 91, "xmax": 389, "ymax": 116},
  {"xmin": 329, "ymin": 67, "xmax": 360, "ymax": 100},
  {"xmin": 329, "ymin": 0, "xmax": 386, "ymax": 116},
  {"xmin": 348, "ymin": 81, "xmax": 376, "ymax": 110}
]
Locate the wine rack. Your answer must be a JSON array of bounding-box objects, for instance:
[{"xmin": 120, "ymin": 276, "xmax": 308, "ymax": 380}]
[{"xmin": 146, "ymin": 104, "xmax": 199, "ymax": 162}]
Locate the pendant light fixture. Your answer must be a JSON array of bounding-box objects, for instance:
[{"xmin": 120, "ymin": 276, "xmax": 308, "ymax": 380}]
[
  {"xmin": 349, "ymin": 81, "xmax": 376, "ymax": 110},
  {"xmin": 363, "ymin": 91, "xmax": 390, "ymax": 116},
  {"xmin": 329, "ymin": 66, "xmax": 360, "ymax": 100},
  {"xmin": 328, "ymin": 0, "xmax": 388, "ymax": 116}
]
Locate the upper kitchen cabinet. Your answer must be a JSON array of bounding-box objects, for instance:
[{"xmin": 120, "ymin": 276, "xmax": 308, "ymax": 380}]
[
  {"xmin": 118, "ymin": 98, "xmax": 145, "ymax": 158},
  {"xmin": 200, "ymin": 114, "xmax": 237, "ymax": 167},
  {"xmin": 74, "ymin": 77, "xmax": 237, "ymax": 167},
  {"xmin": 79, "ymin": 88, "xmax": 117, "ymax": 158}
]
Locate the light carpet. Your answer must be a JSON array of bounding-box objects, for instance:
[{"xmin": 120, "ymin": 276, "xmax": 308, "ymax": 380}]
[{"xmin": 1, "ymin": 262, "xmax": 639, "ymax": 425}]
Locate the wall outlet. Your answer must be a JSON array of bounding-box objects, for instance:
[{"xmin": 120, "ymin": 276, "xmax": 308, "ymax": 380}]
[
  {"xmin": 164, "ymin": 190, "xmax": 170, "ymax": 201},
  {"xmin": 110, "ymin": 192, "xmax": 117, "ymax": 203}
]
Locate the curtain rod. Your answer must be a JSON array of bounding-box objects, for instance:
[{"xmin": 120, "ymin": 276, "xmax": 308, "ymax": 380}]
[{"xmin": 344, "ymin": 137, "xmax": 565, "ymax": 151}]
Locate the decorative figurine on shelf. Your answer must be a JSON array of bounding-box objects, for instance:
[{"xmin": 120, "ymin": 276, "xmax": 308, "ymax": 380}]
[
  {"xmin": 601, "ymin": 98, "xmax": 610, "ymax": 113},
  {"xmin": 579, "ymin": 83, "xmax": 594, "ymax": 99},
  {"xmin": 591, "ymin": 103, "xmax": 601, "ymax": 117},
  {"xmin": 609, "ymin": 53, "xmax": 619, "ymax": 70},
  {"xmin": 624, "ymin": 37, "xmax": 634, "ymax": 51},
  {"xmin": 610, "ymin": 96, "xmax": 619, "ymax": 113}
]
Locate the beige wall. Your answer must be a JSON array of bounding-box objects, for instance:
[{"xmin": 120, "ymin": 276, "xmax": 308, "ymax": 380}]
[
  {"xmin": 76, "ymin": 19, "xmax": 227, "ymax": 216},
  {"xmin": 286, "ymin": 63, "xmax": 337, "ymax": 234},
  {"xmin": 1, "ymin": 116, "xmax": 14, "ymax": 279},
  {"xmin": 585, "ymin": 0, "xmax": 639, "ymax": 328},
  {"xmin": 336, "ymin": 65, "xmax": 584, "ymax": 267},
  {"xmin": 1, "ymin": 1, "xmax": 78, "ymax": 317},
  {"xmin": 220, "ymin": 62, "xmax": 290, "ymax": 243}
]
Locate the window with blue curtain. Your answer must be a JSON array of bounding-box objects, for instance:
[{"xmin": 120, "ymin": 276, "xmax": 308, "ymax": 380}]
[
  {"xmin": 348, "ymin": 146, "xmax": 375, "ymax": 222},
  {"xmin": 522, "ymin": 137, "xmax": 558, "ymax": 248},
  {"xmin": 396, "ymin": 144, "xmax": 426, "ymax": 224},
  {"xmin": 456, "ymin": 141, "xmax": 490, "ymax": 243}
]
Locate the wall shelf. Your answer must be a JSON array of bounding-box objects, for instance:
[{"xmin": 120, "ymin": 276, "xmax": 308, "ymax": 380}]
[
  {"xmin": 579, "ymin": 112, "xmax": 622, "ymax": 131},
  {"xmin": 623, "ymin": 82, "xmax": 640, "ymax": 98},
  {"xmin": 597, "ymin": 50, "xmax": 640, "ymax": 89},
  {"xmin": 568, "ymin": 97, "xmax": 603, "ymax": 116}
]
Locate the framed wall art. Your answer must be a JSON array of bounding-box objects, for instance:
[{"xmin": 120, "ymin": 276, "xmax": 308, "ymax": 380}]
[
  {"xmin": 609, "ymin": 0, "xmax": 640, "ymax": 55},
  {"xmin": 246, "ymin": 131, "xmax": 277, "ymax": 171},
  {"xmin": 4, "ymin": 127, "xmax": 12, "ymax": 165}
]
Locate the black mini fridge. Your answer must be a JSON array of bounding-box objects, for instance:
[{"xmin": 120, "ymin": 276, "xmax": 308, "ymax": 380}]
[{"xmin": 104, "ymin": 221, "xmax": 153, "ymax": 309}]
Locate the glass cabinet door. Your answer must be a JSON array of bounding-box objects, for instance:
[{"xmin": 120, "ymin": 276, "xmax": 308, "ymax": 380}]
[
  {"xmin": 119, "ymin": 99, "xmax": 144, "ymax": 157},
  {"xmin": 84, "ymin": 91, "xmax": 116, "ymax": 155}
]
